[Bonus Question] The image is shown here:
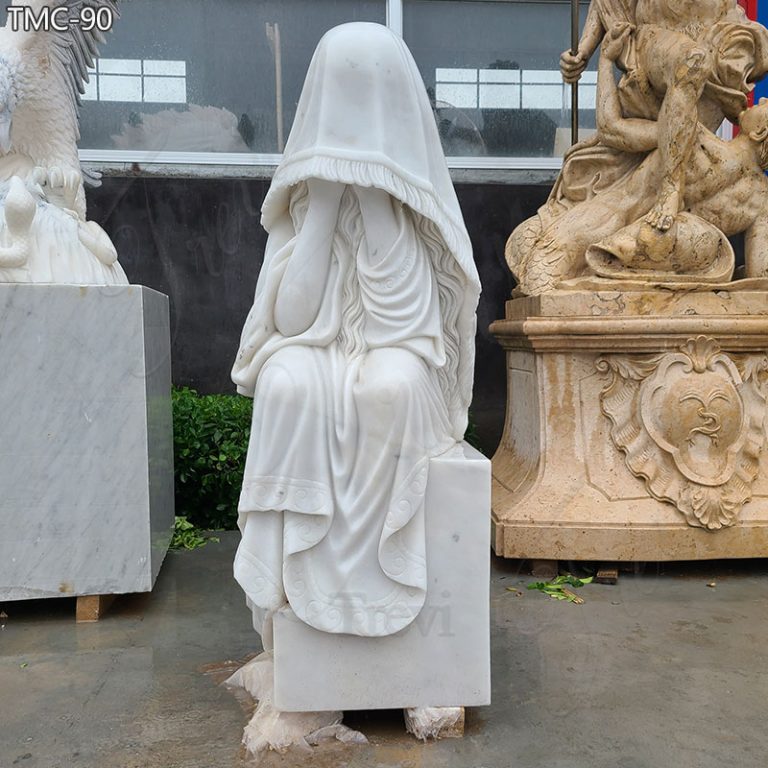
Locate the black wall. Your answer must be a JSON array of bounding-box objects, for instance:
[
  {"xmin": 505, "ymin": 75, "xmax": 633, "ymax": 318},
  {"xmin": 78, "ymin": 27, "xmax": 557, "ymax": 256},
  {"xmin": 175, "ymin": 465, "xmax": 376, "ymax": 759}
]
[{"xmin": 87, "ymin": 178, "xmax": 551, "ymax": 454}]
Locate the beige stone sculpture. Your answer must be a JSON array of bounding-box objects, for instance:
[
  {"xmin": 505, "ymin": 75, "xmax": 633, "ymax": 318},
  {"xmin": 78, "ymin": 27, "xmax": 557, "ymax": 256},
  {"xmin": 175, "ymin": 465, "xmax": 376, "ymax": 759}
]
[
  {"xmin": 509, "ymin": 0, "xmax": 768, "ymax": 294},
  {"xmin": 493, "ymin": 1, "xmax": 768, "ymax": 561}
]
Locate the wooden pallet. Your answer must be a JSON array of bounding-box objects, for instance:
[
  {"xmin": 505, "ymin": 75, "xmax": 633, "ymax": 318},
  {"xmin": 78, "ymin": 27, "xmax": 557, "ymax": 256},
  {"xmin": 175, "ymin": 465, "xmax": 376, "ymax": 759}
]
[
  {"xmin": 528, "ymin": 560, "xmax": 620, "ymax": 584},
  {"xmin": 75, "ymin": 594, "xmax": 117, "ymax": 623}
]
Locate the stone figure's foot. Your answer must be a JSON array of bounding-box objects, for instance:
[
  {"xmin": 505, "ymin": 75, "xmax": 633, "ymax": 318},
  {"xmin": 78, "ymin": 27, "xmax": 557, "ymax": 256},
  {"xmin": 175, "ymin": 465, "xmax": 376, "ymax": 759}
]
[
  {"xmin": 32, "ymin": 165, "xmax": 83, "ymax": 214},
  {"xmin": 32, "ymin": 165, "xmax": 80, "ymax": 191},
  {"xmin": 404, "ymin": 707, "xmax": 465, "ymax": 740},
  {"xmin": 645, "ymin": 188, "xmax": 681, "ymax": 232}
]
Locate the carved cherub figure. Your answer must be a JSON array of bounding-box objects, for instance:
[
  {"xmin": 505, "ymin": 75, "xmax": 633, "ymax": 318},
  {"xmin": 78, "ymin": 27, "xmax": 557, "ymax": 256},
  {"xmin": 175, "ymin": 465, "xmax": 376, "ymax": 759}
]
[
  {"xmin": 687, "ymin": 97, "xmax": 768, "ymax": 277},
  {"xmin": 587, "ymin": 94, "xmax": 768, "ymax": 279}
]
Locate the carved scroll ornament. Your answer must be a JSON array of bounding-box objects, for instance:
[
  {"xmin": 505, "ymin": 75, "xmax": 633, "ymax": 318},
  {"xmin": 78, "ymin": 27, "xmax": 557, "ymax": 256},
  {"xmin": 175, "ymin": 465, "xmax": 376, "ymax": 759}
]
[{"xmin": 598, "ymin": 337, "xmax": 768, "ymax": 530}]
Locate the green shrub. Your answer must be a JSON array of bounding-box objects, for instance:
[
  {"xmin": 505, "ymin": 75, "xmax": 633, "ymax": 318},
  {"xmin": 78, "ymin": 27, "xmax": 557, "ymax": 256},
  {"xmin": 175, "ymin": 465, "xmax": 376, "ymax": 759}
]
[
  {"xmin": 172, "ymin": 387, "xmax": 253, "ymax": 531},
  {"xmin": 463, "ymin": 412, "xmax": 482, "ymax": 453}
]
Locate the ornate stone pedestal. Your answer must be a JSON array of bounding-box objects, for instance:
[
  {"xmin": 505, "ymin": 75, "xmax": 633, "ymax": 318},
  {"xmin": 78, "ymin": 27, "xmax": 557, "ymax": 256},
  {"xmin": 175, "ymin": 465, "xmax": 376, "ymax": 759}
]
[{"xmin": 491, "ymin": 286, "xmax": 768, "ymax": 561}]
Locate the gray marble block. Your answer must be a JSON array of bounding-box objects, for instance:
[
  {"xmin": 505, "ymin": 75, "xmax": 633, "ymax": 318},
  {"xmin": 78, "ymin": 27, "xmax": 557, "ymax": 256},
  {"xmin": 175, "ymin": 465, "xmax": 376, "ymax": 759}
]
[
  {"xmin": 272, "ymin": 443, "xmax": 491, "ymax": 712},
  {"xmin": 0, "ymin": 285, "xmax": 174, "ymax": 601}
]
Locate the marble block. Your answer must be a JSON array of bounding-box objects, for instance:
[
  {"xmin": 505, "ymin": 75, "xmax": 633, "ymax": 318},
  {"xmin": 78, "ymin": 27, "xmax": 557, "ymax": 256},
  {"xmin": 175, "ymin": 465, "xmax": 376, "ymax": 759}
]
[
  {"xmin": 491, "ymin": 288, "xmax": 768, "ymax": 561},
  {"xmin": 272, "ymin": 443, "xmax": 491, "ymax": 712},
  {"xmin": 0, "ymin": 285, "xmax": 174, "ymax": 601}
]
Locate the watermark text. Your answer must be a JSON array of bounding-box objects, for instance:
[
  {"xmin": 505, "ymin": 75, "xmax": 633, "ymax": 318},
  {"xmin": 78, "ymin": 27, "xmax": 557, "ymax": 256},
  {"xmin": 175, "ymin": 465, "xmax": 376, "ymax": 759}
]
[{"xmin": 6, "ymin": 4, "xmax": 115, "ymax": 33}]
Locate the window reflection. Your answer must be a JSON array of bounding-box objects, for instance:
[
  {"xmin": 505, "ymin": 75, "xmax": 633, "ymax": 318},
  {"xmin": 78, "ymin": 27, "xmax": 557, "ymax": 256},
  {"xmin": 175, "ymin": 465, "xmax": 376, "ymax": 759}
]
[
  {"xmin": 405, "ymin": 0, "xmax": 596, "ymax": 158},
  {"xmin": 435, "ymin": 67, "xmax": 596, "ymax": 113},
  {"xmin": 83, "ymin": 59, "xmax": 188, "ymax": 104},
  {"xmin": 0, "ymin": 0, "xmax": 386, "ymax": 154},
  {"xmin": 0, "ymin": 0, "xmax": 592, "ymax": 161}
]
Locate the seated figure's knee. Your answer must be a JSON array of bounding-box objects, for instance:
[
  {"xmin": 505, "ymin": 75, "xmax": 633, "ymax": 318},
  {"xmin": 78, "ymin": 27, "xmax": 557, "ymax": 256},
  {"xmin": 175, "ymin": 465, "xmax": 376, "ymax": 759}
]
[
  {"xmin": 357, "ymin": 348, "xmax": 426, "ymax": 407},
  {"xmin": 258, "ymin": 347, "xmax": 315, "ymax": 410}
]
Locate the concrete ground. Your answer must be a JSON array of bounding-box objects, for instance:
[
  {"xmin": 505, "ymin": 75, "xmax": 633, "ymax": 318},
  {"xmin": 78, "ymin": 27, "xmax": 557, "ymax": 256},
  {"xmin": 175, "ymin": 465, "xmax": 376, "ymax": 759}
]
[{"xmin": 2, "ymin": 533, "xmax": 768, "ymax": 768}]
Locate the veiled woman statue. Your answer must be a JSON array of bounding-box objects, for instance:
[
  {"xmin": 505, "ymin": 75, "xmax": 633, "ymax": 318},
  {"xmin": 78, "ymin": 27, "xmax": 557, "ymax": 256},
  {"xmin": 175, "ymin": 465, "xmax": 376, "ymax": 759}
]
[{"xmin": 231, "ymin": 23, "xmax": 481, "ymax": 640}]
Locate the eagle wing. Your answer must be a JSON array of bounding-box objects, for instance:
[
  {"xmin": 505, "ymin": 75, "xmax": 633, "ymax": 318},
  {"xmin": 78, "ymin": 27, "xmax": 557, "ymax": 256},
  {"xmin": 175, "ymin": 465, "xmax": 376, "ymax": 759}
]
[
  {"xmin": 46, "ymin": 0, "xmax": 121, "ymax": 130},
  {"xmin": 8, "ymin": 0, "xmax": 122, "ymax": 185}
]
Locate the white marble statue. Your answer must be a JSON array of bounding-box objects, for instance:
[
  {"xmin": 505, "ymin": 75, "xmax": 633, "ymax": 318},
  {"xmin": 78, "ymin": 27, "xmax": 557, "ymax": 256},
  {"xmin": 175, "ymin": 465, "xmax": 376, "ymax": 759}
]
[
  {"xmin": 0, "ymin": 0, "xmax": 127, "ymax": 284},
  {"xmin": 231, "ymin": 22, "xmax": 481, "ymax": 642}
]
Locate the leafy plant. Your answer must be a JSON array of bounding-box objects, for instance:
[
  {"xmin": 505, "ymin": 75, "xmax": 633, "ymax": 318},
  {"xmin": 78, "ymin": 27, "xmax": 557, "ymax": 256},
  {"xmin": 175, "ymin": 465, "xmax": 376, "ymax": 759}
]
[
  {"xmin": 170, "ymin": 516, "xmax": 220, "ymax": 551},
  {"xmin": 172, "ymin": 387, "xmax": 253, "ymax": 531},
  {"xmin": 527, "ymin": 574, "xmax": 594, "ymax": 604},
  {"xmin": 463, "ymin": 411, "xmax": 482, "ymax": 453}
]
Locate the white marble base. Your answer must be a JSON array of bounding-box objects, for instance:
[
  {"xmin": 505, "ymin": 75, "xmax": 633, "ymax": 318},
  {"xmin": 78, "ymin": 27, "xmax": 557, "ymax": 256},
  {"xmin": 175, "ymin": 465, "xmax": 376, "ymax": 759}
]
[
  {"xmin": 272, "ymin": 443, "xmax": 491, "ymax": 712},
  {"xmin": 0, "ymin": 285, "xmax": 174, "ymax": 601}
]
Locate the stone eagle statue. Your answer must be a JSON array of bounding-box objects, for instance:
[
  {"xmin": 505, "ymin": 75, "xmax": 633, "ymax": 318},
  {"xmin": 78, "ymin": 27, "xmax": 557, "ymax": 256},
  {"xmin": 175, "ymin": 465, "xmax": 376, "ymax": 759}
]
[{"xmin": 0, "ymin": 0, "xmax": 127, "ymax": 284}]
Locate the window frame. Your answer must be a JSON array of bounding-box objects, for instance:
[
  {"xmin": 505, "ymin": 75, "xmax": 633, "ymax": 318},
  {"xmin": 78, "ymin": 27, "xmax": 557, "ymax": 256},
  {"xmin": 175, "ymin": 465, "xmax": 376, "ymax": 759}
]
[{"xmin": 80, "ymin": 0, "xmax": 569, "ymax": 175}]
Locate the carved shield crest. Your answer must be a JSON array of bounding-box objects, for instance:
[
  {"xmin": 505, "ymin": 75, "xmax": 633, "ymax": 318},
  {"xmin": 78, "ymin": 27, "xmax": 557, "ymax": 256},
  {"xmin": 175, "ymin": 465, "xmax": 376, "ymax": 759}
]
[{"xmin": 598, "ymin": 337, "xmax": 767, "ymax": 530}]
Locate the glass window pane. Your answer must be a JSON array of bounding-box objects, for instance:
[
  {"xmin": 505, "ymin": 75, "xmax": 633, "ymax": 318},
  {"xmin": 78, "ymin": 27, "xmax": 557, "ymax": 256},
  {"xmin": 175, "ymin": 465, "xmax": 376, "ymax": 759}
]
[
  {"xmin": 521, "ymin": 70, "xmax": 564, "ymax": 85},
  {"xmin": 480, "ymin": 83, "xmax": 520, "ymax": 110},
  {"xmin": 99, "ymin": 75, "xmax": 143, "ymax": 102},
  {"xmin": 578, "ymin": 69, "xmax": 598, "ymax": 110},
  {"xmin": 436, "ymin": 67, "xmax": 478, "ymax": 83},
  {"xmin": 82, "ymin": 77, "xmax": 98, "ymax": 102},
  {"xmin": 144, "ymin": 60, "xmax": 187, "ymax": 77},
  {"xmin": 436, "ymin": 82, "xmax": 478, "ymax": 109},
  {"xmin": 99, "ymin": 58, "xmax": 142, "ymax": 75},
  {"xmin": 521, "ymin": 83, "xmax": 564, "ymax": 110},
  {"xmin": 92, "ymin": 0, "xmax": 386, "ymax": 153},
  {"xmin": 0, "ymin": 1, "xmax": 386, "ymax": 154},
  {"xmin": 404, "ymin": 0, "xmax": 596, "ymax": 158},
  {"xmin": 480, "ymin": 69, "xmax": 520, "ymax": 84},
  {"xmin": 144, "ymin": 76, "xmax": 187, "ymax": 103}
]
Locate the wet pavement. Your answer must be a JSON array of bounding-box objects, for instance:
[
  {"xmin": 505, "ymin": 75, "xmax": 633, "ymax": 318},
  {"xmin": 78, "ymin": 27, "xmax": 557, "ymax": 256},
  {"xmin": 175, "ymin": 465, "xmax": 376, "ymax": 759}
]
[{"xmin": 2, "ymin": 533, "xmax": 768, "ymax": 768}]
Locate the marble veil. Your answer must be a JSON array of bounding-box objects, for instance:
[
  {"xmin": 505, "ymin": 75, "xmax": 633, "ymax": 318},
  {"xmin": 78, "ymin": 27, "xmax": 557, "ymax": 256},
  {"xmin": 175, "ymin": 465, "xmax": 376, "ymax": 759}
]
[{"xmin": 232, "ymin": 23, "xmax": 480, "ymax": 639}]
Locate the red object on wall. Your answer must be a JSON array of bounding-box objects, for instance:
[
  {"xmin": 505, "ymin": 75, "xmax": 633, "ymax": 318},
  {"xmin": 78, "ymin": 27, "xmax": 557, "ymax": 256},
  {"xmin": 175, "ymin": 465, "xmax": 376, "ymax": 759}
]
[
  {"xmin": 737, "ymin": 0, "xmax": 758, "ymax": 113},
  {"xmin": 738, "ymin": 0, "xmax": 757, "ymax": 20}
]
